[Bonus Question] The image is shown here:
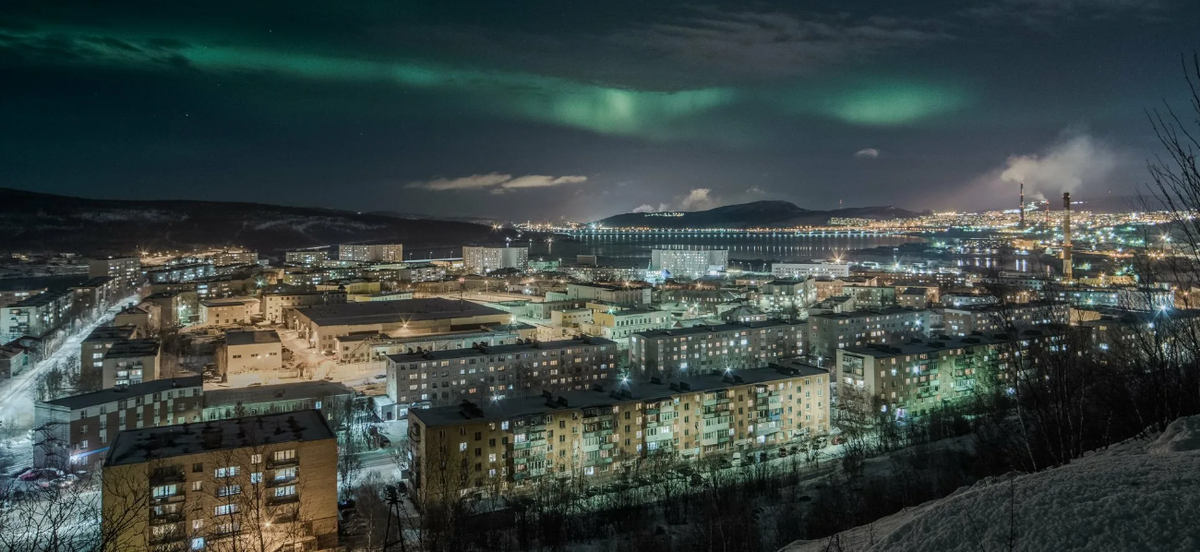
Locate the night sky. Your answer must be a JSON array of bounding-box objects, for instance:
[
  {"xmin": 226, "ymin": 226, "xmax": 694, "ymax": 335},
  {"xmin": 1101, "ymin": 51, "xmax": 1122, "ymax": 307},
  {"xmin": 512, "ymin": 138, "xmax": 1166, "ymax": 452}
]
[{"xmin": 2, "ymin": 1, "xmax": 1196, "ymax": 221}]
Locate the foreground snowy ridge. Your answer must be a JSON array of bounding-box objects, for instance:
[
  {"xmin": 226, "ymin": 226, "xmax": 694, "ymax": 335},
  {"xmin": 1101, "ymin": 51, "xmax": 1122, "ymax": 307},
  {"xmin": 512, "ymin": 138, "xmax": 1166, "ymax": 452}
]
[{"xmin": 783, "ymin": 416, "xmax": 1200, "ymax": 552}]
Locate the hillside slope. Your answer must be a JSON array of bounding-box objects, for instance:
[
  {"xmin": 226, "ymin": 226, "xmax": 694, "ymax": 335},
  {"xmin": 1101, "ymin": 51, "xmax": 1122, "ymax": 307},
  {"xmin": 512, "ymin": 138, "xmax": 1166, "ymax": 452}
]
[
  {"xmin": 783, "ymin": 416, "xmax": 1200, "ymax": 552},
  {"xmin": 0, "ymin": 188, "xmax": 502, "ymax": 254},
  {"xmin": 598, "ymin": 201, "xmax": 920, "ymax": 229}
]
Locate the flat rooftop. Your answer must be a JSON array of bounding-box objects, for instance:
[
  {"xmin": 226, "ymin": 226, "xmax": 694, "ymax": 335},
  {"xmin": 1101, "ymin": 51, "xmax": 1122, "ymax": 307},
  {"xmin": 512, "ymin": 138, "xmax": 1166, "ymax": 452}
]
[
  {"xmin": 387, "ymin": 337, "xmax": 617, "ymax": 363},
  {"xmin": 201, "ymin": 297, "xmax": 258, "ymax": 307},
  {"xmin": 295, "ymin": 298, "xmax": 507, "ymax": 326},
  {"xmin": 105, "ymin": 338, "xmax": 160, "ymax": 358},
  {"xmin": 411, "ymin": 366, "xmax": 824, "ymax": 427},
  {"xmin": 335, "ymin": 321, "xmax": 536, "ymax": 343},
  {"xmin": 204, "ymin": 380, "xmax": 354, "ymax": 407},
  {"xmin": 226, "ymin": 330, "xmax": 281, "ymax": 346},
  {"xmin": 632, "ymin": 320, "xmax": 799, "ymax": 340},
  {"xmin": 71, "ymin": 276, "xmax": 114, "ymax": 289},
  {"xmin": 84, "ymin": 325, "xmax": 141, "ymax": 343},
  {"xmin": 7, "ymin": 288, "xmax": 72, "ymax": 308},
  {"xmin": 105, "ymin": 410, "xmax": 335, "ymax": 466},
  {"xmin": 842, "ymin": 335, "xmax": 1009, "ymax": 357},
  {"xmin": 44, "ymin": 376, "xmax": 202, "ymax": 411},
  {"xmin": 808, "ymin": 307, "xmax": 928, "ymax": 320}
]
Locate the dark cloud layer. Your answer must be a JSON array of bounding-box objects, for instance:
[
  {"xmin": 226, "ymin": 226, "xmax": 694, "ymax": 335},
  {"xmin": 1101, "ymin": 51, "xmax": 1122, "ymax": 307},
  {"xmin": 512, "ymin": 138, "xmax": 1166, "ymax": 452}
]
[{"xmin": 0, "ymin": 0, "xmax": 1196, "ymax": 221}]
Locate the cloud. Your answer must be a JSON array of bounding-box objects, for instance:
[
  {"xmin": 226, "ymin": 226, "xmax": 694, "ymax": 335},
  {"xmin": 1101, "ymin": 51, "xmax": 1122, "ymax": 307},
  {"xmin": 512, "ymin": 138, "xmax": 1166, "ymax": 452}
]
[
  {"xmin": 961, "ymin": 0, "xmax": 1171, "ymax": 26},
  {"xmin": 680, "ymin": 188, "xmax": 720, "ymax": 211},
  {"xmin": 407, "ymin": 173, "xmax": 588, "ymax": 193},
  {"xmin": 746, "ymin": 186, "xmax": 766, "ymax": 195},
  {"xmin": 611, "ymin": 9, "xmax": 950, "ymax": 81},
  {"xmin": 854, "ymin": 148, "xmax": 880, "ymax": 159},
  {"xmin": 632, "ymin": 204, "xmax": 657, "ymax": 213},
  {"xmin": 405, "ymin": 173, "xmax": 512, "ymax": 191}
]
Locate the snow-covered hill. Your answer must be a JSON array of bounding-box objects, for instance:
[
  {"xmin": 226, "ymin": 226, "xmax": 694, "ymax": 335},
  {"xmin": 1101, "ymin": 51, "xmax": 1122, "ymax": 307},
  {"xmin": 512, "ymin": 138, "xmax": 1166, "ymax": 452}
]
[{"xmin": 783, "ymin": 416, "xmax": 1200, "ymax": 552}]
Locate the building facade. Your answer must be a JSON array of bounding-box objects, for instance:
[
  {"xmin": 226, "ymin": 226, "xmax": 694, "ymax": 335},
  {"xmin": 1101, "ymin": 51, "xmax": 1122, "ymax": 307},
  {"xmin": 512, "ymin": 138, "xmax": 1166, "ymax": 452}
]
[
  {"xmin": 629, "ymin": 321, "xmax": 804, "ymax": 378},
  {"xmin": 462, "ymin": 246, "xmax": 530, "ymax": 275},
  {"xmin": 101, "ymin": 410, "xmax": 339, "ymax": 552},
  {"xmin": 103, "ymin": 338, "xmax": 161, "ymax": 389},
  {"xmin": 338, "ymin": 243, "xmax": 403, "ymax": 262},
  {"xmin": 770, "ymin": 262, "xmax": 850, "ymax": 279},
  {"xmin": 806, "ymin": 308, "xmax": 931, "ymax": 363},
  {"xmin": 650, "ymin": 248, "xmax": 729, "ymax": 279},
  {"xmin": 407, "ymin": 365, "xmax": 829, "ymax": 502},
  {"xmin": 221, "ymin": 330, "xmax": 283, "ymax": 374},
  {"xmin": 262, "ymin": 289, "xmax": 348, "ymax": 324},
  {"xmin": 1, "ymin": 288, "xmax": 75, "ymax": 342},
  {"xmin": 88, "ymin": 256, "xmax": 142, "ymax": 295},
  {"xmin": 34, "ymin": 376, "xmax": 203, "ymax": 470}
]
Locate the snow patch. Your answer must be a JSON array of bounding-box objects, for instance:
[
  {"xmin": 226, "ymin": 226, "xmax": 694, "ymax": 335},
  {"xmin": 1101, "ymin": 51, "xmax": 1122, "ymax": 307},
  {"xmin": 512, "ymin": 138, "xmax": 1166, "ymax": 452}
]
[{"xmin": 783, "ymin": 415, "xmax": 1200, "ymax": 552}]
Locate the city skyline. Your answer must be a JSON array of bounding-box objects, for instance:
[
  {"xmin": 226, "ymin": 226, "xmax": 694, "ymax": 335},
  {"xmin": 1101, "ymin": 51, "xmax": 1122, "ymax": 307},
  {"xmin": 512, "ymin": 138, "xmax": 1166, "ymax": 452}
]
[{"xmin": 2, "ymin": 1, "xmax": 1198, "ymax": 221}]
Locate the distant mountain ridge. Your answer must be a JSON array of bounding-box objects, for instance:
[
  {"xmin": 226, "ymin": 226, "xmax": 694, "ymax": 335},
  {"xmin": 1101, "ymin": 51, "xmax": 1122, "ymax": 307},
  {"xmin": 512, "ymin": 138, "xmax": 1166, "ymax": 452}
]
[
  {"xmin": 597, "ymin": 200, "xmax": 923, "ymax": 228},
  {"xmin": 0, "ymin": 188, "xmax": 505, "ymax": 254}
]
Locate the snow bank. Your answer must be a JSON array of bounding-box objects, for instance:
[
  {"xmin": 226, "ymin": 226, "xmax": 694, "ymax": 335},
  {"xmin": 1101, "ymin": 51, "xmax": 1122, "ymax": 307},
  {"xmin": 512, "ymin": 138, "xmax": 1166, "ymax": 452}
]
[{"xmin": 784, "ymin": 415, "xmax": 1200, "ymax": 552}]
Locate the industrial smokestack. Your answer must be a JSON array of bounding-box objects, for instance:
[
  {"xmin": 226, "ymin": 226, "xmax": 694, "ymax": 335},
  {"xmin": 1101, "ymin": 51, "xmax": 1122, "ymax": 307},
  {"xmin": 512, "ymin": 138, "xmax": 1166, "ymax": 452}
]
[
  {"xmin": 1019, "ymin": 182, "xmax": 1025, "ymax": 230},
  {"xmin": 1062, "ymin": 192, "xmax": 1073, "ymax": 281}
]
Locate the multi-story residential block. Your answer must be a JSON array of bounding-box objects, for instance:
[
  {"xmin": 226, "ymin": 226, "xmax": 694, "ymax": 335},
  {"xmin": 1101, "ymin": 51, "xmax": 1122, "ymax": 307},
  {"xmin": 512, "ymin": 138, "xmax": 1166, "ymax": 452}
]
[
  {"xmin": 462, "ymin": 246, "xmax": 529, "ymax": 274},
  {"xmin": 198, "ymin": 297, "xmax": 259, "ymax": 326},
  {"xmin": 315, "ymin": 279, "xmax": 381, "ymax": 295},
  {"xmin": 285, "ymin": 248, "xmax": 331, "ymax": 266},
  {"xmin": 582, "ymin": 308, "xmax": 673, "ymax": 342},
  {"xmin": 103, "ymin": 338, "xmax": 161, "ymax": 389},
  {"xmin": 34, "ymin": 376, "xmax": 203, "ymax": 470},
  {"xmin": 113, "ymin": 303, "xmax": 161, "ymax": 335},
  {"xmin": 756, "ymin": 278, "xmax": 817, "ymax": 310},
  {"xmin": 844, "ymin": 284, "xmax": 897, "ymax": 309},
  {"xmin": 386, "ymin": 337, "xmax": 618, "ymax": 411},
  {"xmin": 0, "ymin": 281, "xmax": 45, "ymax": 309},
  {"xmin": 220, "ymin": 330, "xmax": 283, "ymax": 374},
  {"xmin": 806, "ymin": 308, "xmax": 930, "ymax": 364},
  {"xmin": 565, "ymin": 283, "xmax": 652, "ymax": 306},
  {"xmin": 81, "ymin": 325, "xmax": 144, "ymax": 374},
  {"xmin": 88, "ymin": 256, "xmax": 142, "ymax": 295},
  {"xmin": 650, "ymin": 248, "xmax": 728, "ymax": 279},
  {"xmin": 338, "ymin": 243, "xmax": 404, "ymax": 262},
  {"xmin": 897, "ymin": 287, "xmax": 935, "ymax": 308},
  {"xmin": 1, "ymin": 288, "xmax": 75, "ymax": 342},
  {"xmin": 771, "ymin": 262, "xmax": 850, "ymax": 279},
  {"xmin": 0, "ymin": 343, "xmax": 31, "ymax": 380},
  {"xmin": 147, "ymin": 263, "xmax": 218, "ymax": 284},
  {"xmin": 69, "ymin": 276, "xmax": 120, "ymax": 318},
  {"xmin": 262, "ymin": 289, "xmax": 347, "ymax": 324},
  {"xmin": 813, "ymin": 278, "xmax": 845, "ymax": 302},
  {"xmin": 145, "ymin": 290, "xmax": 200, "ymax": 329},
  {"xmin": 202, "ymin": 381, "xmax": 354, "ymax": 423},
  {"xmin": 629, "ymin": 321, "xmax": 804, "ymax": 379},
  {"xmin": 101, "ymin": 410, "xmax": 338, "ymax": 552},
  {"xmin": 289, "ymin": 298, "xmax": 511, "ymax": 352},
  {"xmin": 210, "ymin": 250, "xmax": 259, "ymax": 267},
  {"xmin": 942, "ymin": 301, "xmax": 1069, "ymax": 337},
  {"xmin": 407, "ymin": 365, "xmax": 829, "ymax": 502}
]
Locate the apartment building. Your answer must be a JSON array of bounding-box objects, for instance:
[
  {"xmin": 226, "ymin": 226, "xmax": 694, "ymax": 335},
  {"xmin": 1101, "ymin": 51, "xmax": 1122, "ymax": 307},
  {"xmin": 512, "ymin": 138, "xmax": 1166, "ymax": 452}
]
[
  {"xmin": 147, "ymin": 263, "xmax": 218, "ymax": 284},
  {"xmin": 1, "ymin": 288, "xmax": 75, "ymax": 342},
  {"xmin": 756, "ymin": 278, "xmax": 817, "ymax": 310},
  {"xmin": 843, "ymin": 285, "xmax": 897, "ymax": 309},
  {"xmin": 146, "ymin": 290, "xmax": 200, "ymax": 329},
  {"xmin": 942, "ymin": 301, "xmax": 1069, "ymax": 336},
  {"xmin": 0, "ymin": 344, "xmax": 31, "ymax": 380},
  {"xmin": 81, "ymin": 325, "xmax": 144, "ymax": 374},
  {"xmin": 210, "ymin": 250, "xmax": 259, "ymax": 267},
  {"xmin": 262, "ymin": 289, "xmax": 347, "ymax": 324},
  {"xmin": 285, "ymin": 248, "xmax": 331, "ymax": 266},
  {"xmin": 113, "ymin": 303, "xmax": 161, "ymax": 335},
  {"xmin": 101, "ymin": 410, "xmax": 338, "ymax": 552},
  {"xmin": 203, "ymin": 381, "xmax": 354, "ymax": 423},
  {"xmin": 333, "ymin": 322, "xmax": 537, "ymax": 364},
  {"xmin": 70, "ymin": 276, "xmax": 120, "ymax": 318},
  {"xmin": 221, "ymin": 330, "xmax": 283, "ymax": 374},
  {"xmin": 629, "ymin": 321, "xmax": 804, "ymax": 378},
  {"xmin": 463, "ymin": 246, "xmax": 529, "ymax": 275},
  {"xmin": 103, "ymin": 338, "xmax": 161, "ymax": 389},
  {"xmin": 582, "ymin": 308, "xmax": 673, "ymax": 342},
  {"xmin": 198, "ymin": 297, "xmax": 259, "ymax": 326},
  {"xmin": 88, "ymin": 256, "xmax": 142, "ymax": 294},
  {"xmin": 34, "ymin": 376, "xmax": 203, "ymax": 470},
  {"xmin": 771, "ymin": 262, "xmax": 850, "ymax": 279},
  {"xmin": 806, "ymin": 308, "xmax": 931, "ymax": 363},
  {"xmin": 650, "ymin": 248, "xmax": 728, "ymax": 279},
  {"xmin": 386, "ymin": 337, "xmax": 618, "ymax": 410},
  {"xmin": 565, "ymin": 283, "xmax": 652, "ymax": 306},
  {"xmin": 338, "ymin": 243, "xmax": 403, "ymax": 262},
  {"xmin": 407, "ymin": 365, "xmax": 829, "ymax": 502}
]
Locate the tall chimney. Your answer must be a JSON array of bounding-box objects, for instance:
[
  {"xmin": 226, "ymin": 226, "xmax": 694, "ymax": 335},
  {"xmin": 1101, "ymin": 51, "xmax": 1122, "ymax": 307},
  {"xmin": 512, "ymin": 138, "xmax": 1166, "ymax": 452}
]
[
  {"xmin": 1019, "ymin": 182, "xmax": 1025, "ymax": 230},
  {"xmin": 1062, "ymin": 192, "xmax": 1073, "ymax": 281}
]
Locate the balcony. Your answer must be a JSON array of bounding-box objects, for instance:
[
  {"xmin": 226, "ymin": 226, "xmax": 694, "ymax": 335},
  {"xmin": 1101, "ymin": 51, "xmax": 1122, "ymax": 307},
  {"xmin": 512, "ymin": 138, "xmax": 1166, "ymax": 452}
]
[
  {"xmin": 149, "ymin": 511, "xmax": 186, "ymax": 525},
  {"xmin": 270, "ymin": 494, "xmax": 301, "ymax": 507},
  {"xmin": 266, "ymin": 456, "xmax": 299, "ymax": 469},
  {"xmin": 267, "ymin": 474, "xmax": 299, "ymax": 488},
  {"xmin": 151, "ymin": 492, "xmax": 186, "ymax": 505},
  {"xmin": 149, "ymin": 529, "xmax": 187, "ymax": 545}
]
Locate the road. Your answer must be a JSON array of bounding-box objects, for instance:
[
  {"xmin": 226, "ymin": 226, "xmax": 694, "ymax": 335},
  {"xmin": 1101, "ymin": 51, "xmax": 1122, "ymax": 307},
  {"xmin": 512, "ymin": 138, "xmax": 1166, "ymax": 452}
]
[{"xmin": 0, "ymin": 294, "xmax": 138, "ymax": 428}]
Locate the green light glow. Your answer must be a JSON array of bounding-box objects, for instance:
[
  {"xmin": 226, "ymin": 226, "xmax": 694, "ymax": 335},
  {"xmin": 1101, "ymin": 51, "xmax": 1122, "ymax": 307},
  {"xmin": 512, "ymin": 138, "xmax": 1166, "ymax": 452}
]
[{"xmin": 827, "ymin": 82, "xmax": 968, "ymax": 125}]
